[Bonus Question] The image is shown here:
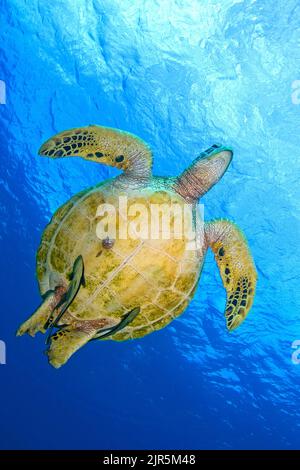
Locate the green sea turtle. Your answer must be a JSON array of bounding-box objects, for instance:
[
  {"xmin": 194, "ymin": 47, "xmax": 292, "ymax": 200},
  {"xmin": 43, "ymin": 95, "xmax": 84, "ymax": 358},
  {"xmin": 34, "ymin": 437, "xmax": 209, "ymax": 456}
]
[{"xmin": 17, "ymin": 126, "xmax": 257, "ymax": 368}]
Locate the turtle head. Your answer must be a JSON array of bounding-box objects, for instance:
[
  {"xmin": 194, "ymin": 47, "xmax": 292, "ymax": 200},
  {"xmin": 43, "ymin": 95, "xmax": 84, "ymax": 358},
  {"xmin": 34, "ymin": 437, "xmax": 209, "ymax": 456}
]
[
  {"xmin": 175, "ymin": 144, "xmax": 233, "ymax": 202},
  {"xmin": 39, "ymin": 125, "xmax": 153, "ymax": 180}
]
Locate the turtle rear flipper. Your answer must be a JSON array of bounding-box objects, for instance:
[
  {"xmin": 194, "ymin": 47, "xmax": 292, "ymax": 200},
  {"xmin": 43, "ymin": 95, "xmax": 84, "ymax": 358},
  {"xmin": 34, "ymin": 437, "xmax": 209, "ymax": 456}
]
[
  {"xmin": 47, "ymin": 326, "xmax": 96, "ymax": 369},
  {"xmin": 47, "ymin": 308, "xmax": 140, "ymax": 368},
  {"xmin": 47, "ymin": 322, "xmax": 108, "ymax": 368},
  {"xmin": 16, "ymin": 289, "xmax": 63, "ymax": 337},
  {"xmin": 205, "ymin": 220, "xmax": 257, "ymax": 330}
]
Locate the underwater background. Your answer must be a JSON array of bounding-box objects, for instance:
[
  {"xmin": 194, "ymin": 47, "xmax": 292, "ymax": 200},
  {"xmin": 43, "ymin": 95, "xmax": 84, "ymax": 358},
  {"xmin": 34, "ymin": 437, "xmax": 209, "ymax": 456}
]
[{"xmin": 0, "ymin": 0, "xmax": 300, "ymax": 450}]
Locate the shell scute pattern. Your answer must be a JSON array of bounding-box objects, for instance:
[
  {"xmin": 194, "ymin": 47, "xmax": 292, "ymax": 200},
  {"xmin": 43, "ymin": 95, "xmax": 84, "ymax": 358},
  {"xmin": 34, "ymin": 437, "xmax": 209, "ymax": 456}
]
[
  {"xmin": 37, "ymin": 186, "xmax": 201, "ymax": 338},
  {"xmin": 156, "ymin": 289, "xmax": 184, "ymax": 310},
  {"xmin": 130, "ymin": 245, "xmax": 179, "ymax": 289}
]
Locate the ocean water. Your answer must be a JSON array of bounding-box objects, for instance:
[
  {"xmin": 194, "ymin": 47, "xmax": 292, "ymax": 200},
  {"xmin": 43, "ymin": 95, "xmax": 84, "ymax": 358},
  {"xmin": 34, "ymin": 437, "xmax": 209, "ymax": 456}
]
[{"xmin": 0, "ymin": 0, "xmax": 300, "ymax": 450}]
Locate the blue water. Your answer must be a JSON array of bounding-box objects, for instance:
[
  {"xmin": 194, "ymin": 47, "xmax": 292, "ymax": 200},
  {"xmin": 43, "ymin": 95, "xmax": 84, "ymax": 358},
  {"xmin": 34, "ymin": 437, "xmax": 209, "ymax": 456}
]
[{"xmin": 1, "ymin": 0, "xmax": 300, "ymax": 450}]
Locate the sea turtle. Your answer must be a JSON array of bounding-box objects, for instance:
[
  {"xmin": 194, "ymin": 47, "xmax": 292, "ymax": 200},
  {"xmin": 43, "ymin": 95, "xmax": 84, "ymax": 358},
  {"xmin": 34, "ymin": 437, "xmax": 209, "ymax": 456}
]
[{"xmin": 17, "ymin": 126, "xmax": 257, "ymax": 368}]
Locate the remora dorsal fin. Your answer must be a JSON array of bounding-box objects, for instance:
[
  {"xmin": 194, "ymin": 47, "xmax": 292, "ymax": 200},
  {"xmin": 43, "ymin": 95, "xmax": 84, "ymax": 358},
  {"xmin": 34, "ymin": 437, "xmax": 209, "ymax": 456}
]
[
  {"xmin": 93, "ymin": 307, "xmax": 141, "ymax": 340},
  {"xmin": 45, "ymin": 255, "xmax": 85, "ymax": 344}
]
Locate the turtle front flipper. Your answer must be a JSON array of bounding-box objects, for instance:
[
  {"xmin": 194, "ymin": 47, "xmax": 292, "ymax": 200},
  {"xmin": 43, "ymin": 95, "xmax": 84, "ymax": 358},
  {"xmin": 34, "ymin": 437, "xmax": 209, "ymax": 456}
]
[
  {"xmin": 16, "ymin": 287, "xmax": 65, "ymax": 337},
  {"xmin": 38, "ymin": 125, "xmax": 153, "ymax": 180},
  {"xmin": 205, "ymin": 220, "xmax": 257, "ymax": 330}
]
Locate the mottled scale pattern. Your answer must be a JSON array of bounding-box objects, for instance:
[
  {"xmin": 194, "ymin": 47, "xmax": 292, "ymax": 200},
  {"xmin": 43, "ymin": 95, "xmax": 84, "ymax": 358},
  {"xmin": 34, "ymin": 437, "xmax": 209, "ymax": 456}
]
[
  {"xmin": 39, "ymin": 125, "xmax": 153, "ymax": 177},
  {"xmin": 207, "ymin": 220, "xmax": 257, "ymax": 330},
  {"xmin": 225, "ymin": 276, "xmax": 255, "ymax": 329}
]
